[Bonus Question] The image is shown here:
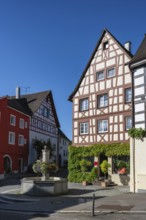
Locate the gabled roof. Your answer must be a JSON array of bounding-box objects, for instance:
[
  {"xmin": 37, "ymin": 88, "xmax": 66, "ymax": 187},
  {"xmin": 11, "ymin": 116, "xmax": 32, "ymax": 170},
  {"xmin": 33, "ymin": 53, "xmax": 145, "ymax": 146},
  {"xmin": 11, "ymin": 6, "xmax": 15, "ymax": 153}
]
[
  {"xmin": 58, "ymin": 128, "xmax": 71, "ymax": 143},
  {"xmin": 21, "ymin": 91, "xmax": 50, "ymax": 113},
  {"xmin": 21, "ymin": 90, "xmax": 60, "ymax": 128},
  {"xmin": 8, "ymin": 98, "xmax": 32, "ymax": 116},
  {"xmin": 130, "ymin": 34, "xmax": 146, "ymax": 66},
  {"xmin": 8, "ymin": 90, "xmax": 60, "ymax": 128},
  {"xmin": 68, "ymin": 28, "xmax": 133, "ymax": 101}
]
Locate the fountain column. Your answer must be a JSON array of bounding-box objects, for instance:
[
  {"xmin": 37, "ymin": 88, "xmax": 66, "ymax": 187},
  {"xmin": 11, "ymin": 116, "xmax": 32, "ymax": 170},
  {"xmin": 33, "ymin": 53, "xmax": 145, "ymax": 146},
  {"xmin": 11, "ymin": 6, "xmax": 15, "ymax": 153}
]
[{"xmin": 42, "ymin": 145, "xmax": 50, "ymax": 163}]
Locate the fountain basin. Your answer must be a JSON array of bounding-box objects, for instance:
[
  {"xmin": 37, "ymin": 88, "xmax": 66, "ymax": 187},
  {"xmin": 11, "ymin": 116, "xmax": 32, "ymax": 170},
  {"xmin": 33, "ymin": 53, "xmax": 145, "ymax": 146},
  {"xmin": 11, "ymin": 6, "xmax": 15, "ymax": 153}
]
[{"xmin": 21, "ymin": 177, "xmax": 68, "ymax": 196}]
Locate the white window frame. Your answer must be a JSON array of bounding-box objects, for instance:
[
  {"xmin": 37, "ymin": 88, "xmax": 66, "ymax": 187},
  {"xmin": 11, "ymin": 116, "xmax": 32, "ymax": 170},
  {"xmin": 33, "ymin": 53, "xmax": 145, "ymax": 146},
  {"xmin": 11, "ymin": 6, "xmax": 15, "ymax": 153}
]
[
  {"xmin": 79, "ymin": 98, "xmax": 89, "ymax": 111},
  {"xmin": 8, "ymin": 132, "xmax": 15, "ymax": 145},
  {"xmin": 10, "ymin": 115, "xmax": 16, "ymax": 126},
  {"xmin": 125, "ymin": 116, "xmax": 132, "ymax": 130},
  {"xmin": 107, "ymin": 67, "xmax": 115, "ymax": 78},
  {"xmin": 98, "ymin": 120, "xmax": 108, "ymax": 133},
  {"xmin": 80, "ymin": 122, "xmax": 88, "ymax": 135},
  {"xmin": 125, "ymin": 88, "xmax": 132, "ymax": 103},
  {"xmin": 19, "ymin": 118, "xmax": 24, "ymax": 129},
  {"xmin": 18, "ymin": 135, "xmax": 24, "ymax": 146},
  {"xmin": 96, "ymin": 71, "xmax": 104, "ymax": 81},
  {"xmin": 98, "ymin": 94, "xmax": 108, "ymax": 108}
]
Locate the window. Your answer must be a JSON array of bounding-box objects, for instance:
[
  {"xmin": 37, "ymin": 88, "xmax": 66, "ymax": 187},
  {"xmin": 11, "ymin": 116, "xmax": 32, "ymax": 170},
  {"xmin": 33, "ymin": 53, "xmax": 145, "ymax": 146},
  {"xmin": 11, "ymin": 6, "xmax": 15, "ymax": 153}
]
[
  {"xmin": 107, "ymin": 68, "xmax": 115, "ymax": 78},
  {"xmin": 19, "ymin": 118, "xmax": 24, "ymax": 129},
  {"xmin": 98, "ymin": 120, "xmax": 108, "ymax": 133},
  {"xmin": 18, "ymin": 135, "xmax": 24, "ymax": 146},
  {"xmin": 103, "ymin": 41, "xmax": 109, "ymax": 50},
  {"xmin": 25, "ymin": 122, "xmax": 28, "ymax": 128},
  {"xmin": 98, "ymin": 94, "xmax": 108, "ymax": 108},
  {"xmin": 125, "ymin": 116, "xmax": 132, "ymax": 130},
  {"xmin": 79, "ymin": 98, "xmax": 89, "ymax": 111},
  {"xmin": 125, "ymin": 88, "xmax": 132, "ymax": 103},
  {"xmin": 43, "ymin": 107, "xmax": 50, "ymax": 118},
  {"xmin": 8, "ymin": 132, "xmax": 15, "ymax": 145},
  {"xmin": 96, "ymin": 71, "xmax": 104, "ymax": 81},
  {"xmin": 80, "ymin": 122, "xmax": 88, "ymax": 135},
  {"xmin": 10, "ymin": 115, "xmax": 16, "ymax": 126}
]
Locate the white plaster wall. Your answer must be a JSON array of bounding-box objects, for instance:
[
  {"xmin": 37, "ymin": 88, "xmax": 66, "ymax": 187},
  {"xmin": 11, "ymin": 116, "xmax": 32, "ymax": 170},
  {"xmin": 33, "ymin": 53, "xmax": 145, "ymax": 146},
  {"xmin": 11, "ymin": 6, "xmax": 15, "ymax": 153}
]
[
  {"xmin": 135, "ymin": 103, "xmax": 144, "ymax": 112},
  {"xmin": 130, "ymin": 138, "xmax": 146, "ymax": 192},
  {"xmin": 135, "ymin": 76, "xmax": 144, "ymax": 86},
  {"xmin": 135, "ymin": 113, "xmax": 145, "ymax": 122},
  {"xmin": 134, "ymin": 68, "xmax": 144, "ymax": 77},
  {"xmin": 135, "ymin": 86, "xmax": 144, "ymax": 96}
]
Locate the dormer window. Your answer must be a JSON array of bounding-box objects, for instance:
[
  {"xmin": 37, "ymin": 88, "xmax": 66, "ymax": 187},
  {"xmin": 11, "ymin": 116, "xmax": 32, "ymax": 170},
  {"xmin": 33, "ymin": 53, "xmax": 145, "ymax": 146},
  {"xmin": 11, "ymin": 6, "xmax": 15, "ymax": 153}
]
[{"xmin": 103, "ymin": 41, "xmax": 109, "ymax": 50}]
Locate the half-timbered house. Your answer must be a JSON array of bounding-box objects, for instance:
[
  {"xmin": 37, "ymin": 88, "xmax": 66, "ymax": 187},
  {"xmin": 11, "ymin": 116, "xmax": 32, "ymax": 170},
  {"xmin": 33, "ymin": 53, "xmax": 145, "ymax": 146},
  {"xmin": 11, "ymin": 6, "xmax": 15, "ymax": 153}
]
[
  {"xmin": 69, "ymin": 29, "xmax": 133, "ymax": 182},
  {"xmin": 69, "ymin": 29, "xmax": 133, "ymax": 146},
  {"xmin": 20, "ymin": 89, "xmax": 60, "ymax": 165}
]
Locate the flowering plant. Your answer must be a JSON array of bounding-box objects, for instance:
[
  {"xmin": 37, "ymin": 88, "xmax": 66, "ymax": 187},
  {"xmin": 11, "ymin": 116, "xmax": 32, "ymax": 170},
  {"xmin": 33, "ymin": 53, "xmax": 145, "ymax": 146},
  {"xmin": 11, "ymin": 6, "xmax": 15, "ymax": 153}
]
[{"xmin": 32, "ymin": 160, "xmax": 58, "ymax": 176}]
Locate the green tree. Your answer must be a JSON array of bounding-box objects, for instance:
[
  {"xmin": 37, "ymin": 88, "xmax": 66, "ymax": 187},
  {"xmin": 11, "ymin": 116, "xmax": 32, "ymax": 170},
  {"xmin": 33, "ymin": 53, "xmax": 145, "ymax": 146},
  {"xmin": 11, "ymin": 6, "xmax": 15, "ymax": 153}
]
[{"xmin": 32, "ymin": 138, "xmax": 53, "ymax": 159}]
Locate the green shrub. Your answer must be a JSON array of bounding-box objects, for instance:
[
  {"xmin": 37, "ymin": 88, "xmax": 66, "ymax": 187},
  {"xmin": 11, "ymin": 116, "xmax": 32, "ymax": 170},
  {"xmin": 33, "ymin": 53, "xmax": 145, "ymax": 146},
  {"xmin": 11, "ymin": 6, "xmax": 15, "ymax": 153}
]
[
  {"xmin": 100, "ymin": 160, "xmax": 111, "ymax": 176},
  {"xmin": 68, "ymin": 143, "xmax": 129, "ymax": 182}
]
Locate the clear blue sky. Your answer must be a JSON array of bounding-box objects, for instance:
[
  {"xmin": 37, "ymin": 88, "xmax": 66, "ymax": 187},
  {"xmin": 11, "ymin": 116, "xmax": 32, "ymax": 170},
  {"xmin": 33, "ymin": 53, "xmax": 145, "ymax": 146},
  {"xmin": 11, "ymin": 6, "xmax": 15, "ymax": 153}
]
[{"xmin": 0, "ymin": 0, "xmax": 146, "ymax": 140}]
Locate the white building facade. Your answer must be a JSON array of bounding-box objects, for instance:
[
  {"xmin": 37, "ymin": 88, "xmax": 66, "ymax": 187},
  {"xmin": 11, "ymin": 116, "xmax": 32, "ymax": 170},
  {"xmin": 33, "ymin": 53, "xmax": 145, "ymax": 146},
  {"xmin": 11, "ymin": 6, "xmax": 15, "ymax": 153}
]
[{"xmin": 130, "ymin": 35, "xmax": 146, "ymax": 192}]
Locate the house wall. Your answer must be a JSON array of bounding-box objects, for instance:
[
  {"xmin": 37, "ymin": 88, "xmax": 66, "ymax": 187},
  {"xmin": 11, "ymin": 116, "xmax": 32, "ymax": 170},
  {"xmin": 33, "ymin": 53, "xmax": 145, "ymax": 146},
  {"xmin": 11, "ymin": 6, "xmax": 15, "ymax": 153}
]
[
  {"xmin": 133, "ymin": 66, "xmax": 146, "ymax": 128},
  {"xmin": 59, "ymin": 137, "xmax": 69, "ymax": 167},
  {"xmin": 0, "ymin": 97, "xmax": 29, "ymax": 175},
  {"xmin": 29, "ymin": 96, "xmax": 58, "ymax": 164},
  {"xmin": 130, "ymin": 138, "xmax": 146, "ymax": 193},
  {"xmin": 130, "ymin": 65, "xmax": 146, "ymax": 192},
  {"xmin": 72, "ymin": 32, "xmax": 132, "ymax": 146}
]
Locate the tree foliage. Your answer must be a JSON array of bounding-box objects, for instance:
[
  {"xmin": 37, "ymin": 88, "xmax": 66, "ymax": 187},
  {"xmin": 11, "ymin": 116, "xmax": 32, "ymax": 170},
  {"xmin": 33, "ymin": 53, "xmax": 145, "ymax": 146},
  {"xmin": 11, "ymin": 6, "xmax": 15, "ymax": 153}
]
[
  {"xmin": 128, "ymin": 127, "xmax": 146, "ymax": 140},
  {"xmin": 32, "ymin": 138, "xmax": 53, "ymax": 159}
]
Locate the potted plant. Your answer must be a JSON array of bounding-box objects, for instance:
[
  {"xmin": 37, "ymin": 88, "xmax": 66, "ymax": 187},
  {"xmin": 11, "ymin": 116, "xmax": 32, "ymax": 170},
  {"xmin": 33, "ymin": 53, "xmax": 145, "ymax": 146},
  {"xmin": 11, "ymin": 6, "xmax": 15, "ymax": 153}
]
[
  {"xmin": 79, "ymin": 159, "xmax": 92, "ymax": 186},
  {"xmin": 100, "ymin": 160, "xmax": 111, "ymax": 187}
]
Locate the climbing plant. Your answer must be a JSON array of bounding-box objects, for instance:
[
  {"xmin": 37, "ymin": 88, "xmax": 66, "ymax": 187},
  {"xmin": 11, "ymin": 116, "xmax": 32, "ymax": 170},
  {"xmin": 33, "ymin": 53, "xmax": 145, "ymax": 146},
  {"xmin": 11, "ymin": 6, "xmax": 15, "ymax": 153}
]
[
  {"xmin": 128, "ymin": 127, "xmax": 146, "ymax": 140},
  {"xmin": 68, "ymin": 143, "xmax": 130, "ymax": 182}
]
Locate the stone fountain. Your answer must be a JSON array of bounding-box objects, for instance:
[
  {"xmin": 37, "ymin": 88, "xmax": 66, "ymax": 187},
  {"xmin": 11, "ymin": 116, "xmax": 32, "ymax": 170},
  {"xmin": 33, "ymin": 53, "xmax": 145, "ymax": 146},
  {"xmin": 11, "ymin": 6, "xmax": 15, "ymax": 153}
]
[{"xmin": 21, "ymin": 146, "xmax": 68, "ymax": 196}]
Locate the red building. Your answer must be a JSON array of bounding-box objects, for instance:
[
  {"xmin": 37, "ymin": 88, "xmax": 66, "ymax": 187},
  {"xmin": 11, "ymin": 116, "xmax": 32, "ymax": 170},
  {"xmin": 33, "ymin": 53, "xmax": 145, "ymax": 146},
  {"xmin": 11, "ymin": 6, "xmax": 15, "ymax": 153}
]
[{"xmin": 0, "ymin": 96, "xmax": 31, "ymax": 178}]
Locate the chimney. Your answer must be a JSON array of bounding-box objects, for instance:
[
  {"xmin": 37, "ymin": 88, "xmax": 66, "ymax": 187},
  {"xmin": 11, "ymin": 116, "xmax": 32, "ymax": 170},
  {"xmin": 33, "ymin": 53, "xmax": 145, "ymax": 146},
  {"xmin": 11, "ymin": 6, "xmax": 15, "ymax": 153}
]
[
  {"xmin": 16, "ymin": 87, "xmax": 20, "ymax": 99},
  {"xmin": 124, "ymin": 41, "xmax": 132, "ymax": 52}
]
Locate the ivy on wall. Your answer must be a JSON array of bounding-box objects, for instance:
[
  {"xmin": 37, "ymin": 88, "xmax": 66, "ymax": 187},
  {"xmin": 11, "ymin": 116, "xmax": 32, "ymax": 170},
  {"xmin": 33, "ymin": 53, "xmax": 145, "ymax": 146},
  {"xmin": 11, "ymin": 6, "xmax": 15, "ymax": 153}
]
[
  {"xmin": 128, "ymin": 127, "xmax": 146, "ymax": 140},
  {"xmin": 68, "ymin": 143, "xmax": 130, "ymax": 182}
]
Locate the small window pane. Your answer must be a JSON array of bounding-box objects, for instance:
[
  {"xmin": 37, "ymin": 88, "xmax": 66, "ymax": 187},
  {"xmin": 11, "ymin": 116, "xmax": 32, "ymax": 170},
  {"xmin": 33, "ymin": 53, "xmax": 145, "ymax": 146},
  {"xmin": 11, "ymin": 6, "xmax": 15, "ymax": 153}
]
[
  {"xmin": 19, "ymin": 119, "xmax": 24, "ymax": 129},
  {"xmin": 103, "ymin": 41, "xmax": 109, "ymax": 50},
  {"xmin": 10, "ymin": 115, "xmax": 16, "ymax": 126},
  {"xmin": 98, "ymin": 94, "xmax": 108, "ymax": 108},
  {"xmin": 126, "ymin": 116, "xmax": 132, "ymax": 130},
  {"xmin": 125, "ymin": 88, "xmax": 132, "ymax": 103},
  {"xmin": 19, "ymin": 135, "xmax": 24, "ymax": 146},
  {"xmin": 98, "ymin": 120, "xmax": 108, "ymax": 133},
  {"xmin": 107, "ymin": 68, "xmax": 115, "ymax": 78},
  {"xmin": 79, "ymin": 98, "xmax": 88, "ymax": 111},
  {"xmin": 80, "ymin": 122, "xmax": 88, "ymax": 134},
  {"xmin": 9, "ymin": 132, "xmax": 15, "ymax": 144},
  {"xmin": 96, "ymin": 71, "xmax": 104, "ymax": 81}
]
